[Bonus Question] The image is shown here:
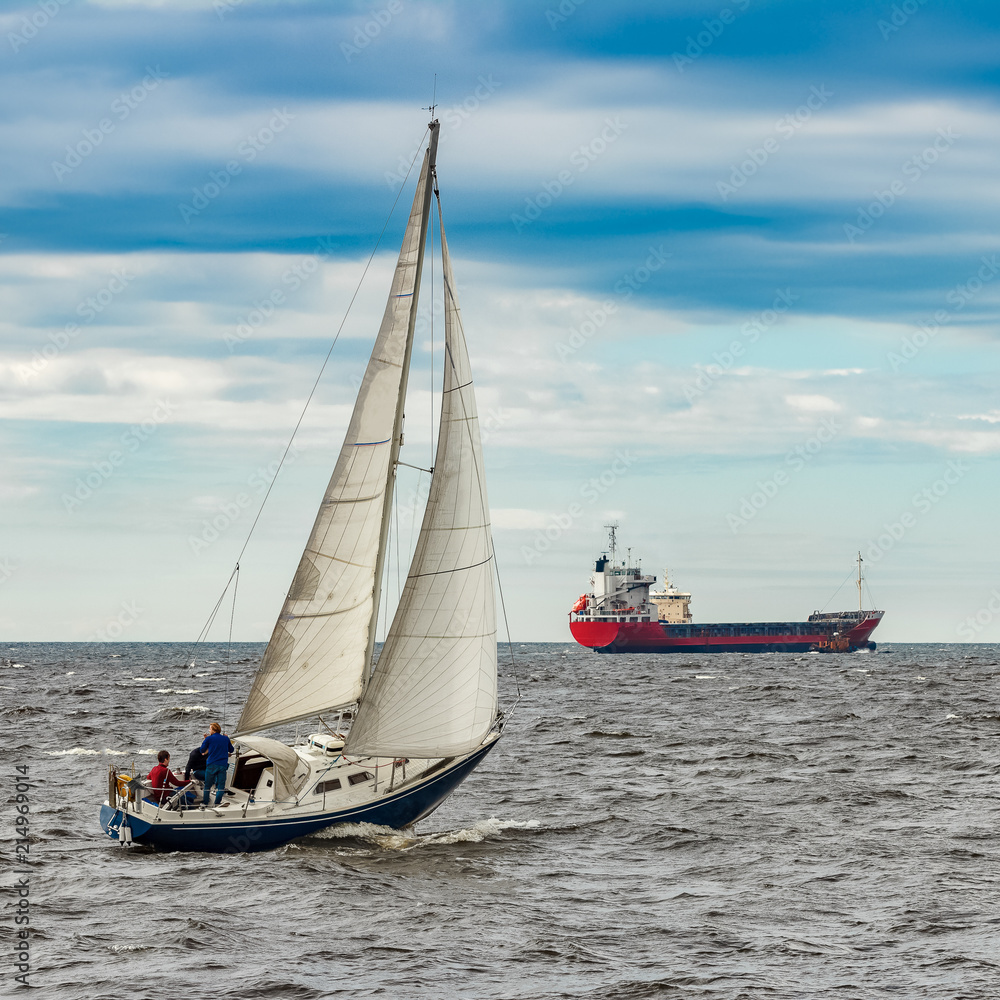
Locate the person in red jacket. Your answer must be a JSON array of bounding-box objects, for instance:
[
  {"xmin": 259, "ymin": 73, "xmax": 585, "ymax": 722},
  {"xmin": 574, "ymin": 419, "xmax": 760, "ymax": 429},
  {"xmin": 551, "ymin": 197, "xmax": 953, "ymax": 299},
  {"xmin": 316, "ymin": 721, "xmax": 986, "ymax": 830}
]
[{"xmin": 147, "ymin": 750, "xmax": 194, "ymax": 806}]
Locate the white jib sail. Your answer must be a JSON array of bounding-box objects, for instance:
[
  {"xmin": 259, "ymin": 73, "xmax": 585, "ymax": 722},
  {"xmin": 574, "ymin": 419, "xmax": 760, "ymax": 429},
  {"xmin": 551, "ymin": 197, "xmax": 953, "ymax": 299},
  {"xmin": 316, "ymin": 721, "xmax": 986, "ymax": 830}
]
[
  {"xmin": 237, "ymin": 148, "xmax": 434, "ymax": 735},
  {"xmin": 346, "ymin": 203, "xmax": 498, "ymax": 758}
]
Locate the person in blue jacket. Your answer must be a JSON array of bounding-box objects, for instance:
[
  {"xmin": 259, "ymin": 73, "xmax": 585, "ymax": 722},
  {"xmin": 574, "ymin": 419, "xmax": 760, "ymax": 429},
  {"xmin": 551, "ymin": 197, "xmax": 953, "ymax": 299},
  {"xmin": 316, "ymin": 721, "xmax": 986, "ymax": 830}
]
[{"xmin": 199, "ymin": 721, "xmax": 234, "ymax": 806}]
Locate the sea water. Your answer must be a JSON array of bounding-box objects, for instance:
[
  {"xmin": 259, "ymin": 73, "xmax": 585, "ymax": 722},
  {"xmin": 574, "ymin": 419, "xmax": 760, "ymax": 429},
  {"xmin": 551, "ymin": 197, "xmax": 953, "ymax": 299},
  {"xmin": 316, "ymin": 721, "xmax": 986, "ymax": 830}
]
[{"xmin": 3, "ymin": 641, "xmax": 999, "ymax": 998}]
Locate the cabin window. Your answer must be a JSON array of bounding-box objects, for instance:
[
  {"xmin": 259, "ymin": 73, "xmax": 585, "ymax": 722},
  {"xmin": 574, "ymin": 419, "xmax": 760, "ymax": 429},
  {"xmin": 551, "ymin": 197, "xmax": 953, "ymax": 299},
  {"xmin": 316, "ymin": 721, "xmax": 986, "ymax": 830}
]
[
  {"xmin": 315, "ymin": 778, "xmax": 341, "ymax": 794},
  {"xmin": 348, "ymin": 772, "xmax": 373, "ymax": 786}
]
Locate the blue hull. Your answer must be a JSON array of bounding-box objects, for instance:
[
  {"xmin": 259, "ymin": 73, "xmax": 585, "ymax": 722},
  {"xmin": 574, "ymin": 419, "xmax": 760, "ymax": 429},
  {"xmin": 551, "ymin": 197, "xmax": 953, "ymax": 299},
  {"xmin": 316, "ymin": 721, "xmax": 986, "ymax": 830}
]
[{"xmin": 99, "ymin": 739, "xmax": 498, "ymax": 853}]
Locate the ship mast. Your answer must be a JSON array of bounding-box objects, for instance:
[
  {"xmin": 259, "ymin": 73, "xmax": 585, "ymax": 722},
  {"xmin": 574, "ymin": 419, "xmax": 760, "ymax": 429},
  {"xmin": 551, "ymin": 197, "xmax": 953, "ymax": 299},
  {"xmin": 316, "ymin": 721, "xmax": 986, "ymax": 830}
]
[
  {"xmin": 857, "ymin": 551, "xmax": 863, "ymax": 612},
  {"xmin": 605, "ymin": 522, "xmax": 618, "ymax": 568}
]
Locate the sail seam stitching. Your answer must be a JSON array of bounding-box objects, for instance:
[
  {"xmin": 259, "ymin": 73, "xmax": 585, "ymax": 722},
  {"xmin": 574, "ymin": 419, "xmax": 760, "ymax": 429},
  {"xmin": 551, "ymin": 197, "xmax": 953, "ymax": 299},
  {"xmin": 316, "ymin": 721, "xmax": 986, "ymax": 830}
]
[{"xmin": 407, "ymin": 555, "xmax": 493, "ymax": 579}]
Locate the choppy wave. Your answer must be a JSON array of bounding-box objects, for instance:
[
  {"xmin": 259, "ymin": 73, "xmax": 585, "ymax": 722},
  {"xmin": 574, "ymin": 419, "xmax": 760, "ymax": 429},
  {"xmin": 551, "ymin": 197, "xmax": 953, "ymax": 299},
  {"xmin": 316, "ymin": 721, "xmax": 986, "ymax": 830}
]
[
  {"xmin": 153, "ymin": 705, "xmax": 211, "ymax": 718},
  {"xmin": 310, "ymin": 816, "xmax": 540, "ymax": 849},
  {"xmin": 7, "ymin": 639, "xmax": 1000, "ymax": 999}
]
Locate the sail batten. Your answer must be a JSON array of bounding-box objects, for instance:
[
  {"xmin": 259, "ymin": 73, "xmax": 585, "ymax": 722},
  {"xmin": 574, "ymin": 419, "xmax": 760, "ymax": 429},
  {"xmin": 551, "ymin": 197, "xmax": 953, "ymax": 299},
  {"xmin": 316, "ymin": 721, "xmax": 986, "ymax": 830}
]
[
  {"xmin": 236, "ymin": 142, "xmax": 437, "ymax": 737},
  {"xmin": 345, "ymin": 197, "xmax": 498, "ymax": 759}
]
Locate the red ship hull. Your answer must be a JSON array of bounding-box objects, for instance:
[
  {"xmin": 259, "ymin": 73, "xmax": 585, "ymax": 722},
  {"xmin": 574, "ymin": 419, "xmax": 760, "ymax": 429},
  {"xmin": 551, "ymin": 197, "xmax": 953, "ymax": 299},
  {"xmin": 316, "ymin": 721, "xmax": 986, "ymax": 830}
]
[{"xmin": 570, "ymin": 615, "xmax": 882, "ymax": 653}]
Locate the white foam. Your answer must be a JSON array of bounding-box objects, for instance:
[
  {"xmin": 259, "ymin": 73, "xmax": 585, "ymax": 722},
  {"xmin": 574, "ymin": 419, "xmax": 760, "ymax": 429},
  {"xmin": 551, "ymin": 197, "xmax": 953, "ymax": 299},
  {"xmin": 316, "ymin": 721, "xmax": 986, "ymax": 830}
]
[
  {"xmin": 46, "ymin": 747, "xmax": 101, "ymax": 756},
  {"xmin": 131, "ymin": 676, "xmax": 166, "ymax": 682},
  {"xmin": 155, "ymin": 688, "xmax": 199, "ymax": 694},
  {"xmin": 423, "ymin": 817, "xmax": 540, "ymax": 845},
  {"xmin": 195, "ymin": 672, "xmax": 210, "ymax": 677},
  {"xmin": 311, "ymin": 822, "xmax": 418, "ymax": 849},
  {"xmin": 311, "ymin": 816, "xmax": 539, "ymax": 850},
  {"xmin": 695, "ymin": 674, "xmax": 715, "ymax": 679},
  {"xmin": 65, "ymin": 671, "xmax": 75, "ymax": 676}
]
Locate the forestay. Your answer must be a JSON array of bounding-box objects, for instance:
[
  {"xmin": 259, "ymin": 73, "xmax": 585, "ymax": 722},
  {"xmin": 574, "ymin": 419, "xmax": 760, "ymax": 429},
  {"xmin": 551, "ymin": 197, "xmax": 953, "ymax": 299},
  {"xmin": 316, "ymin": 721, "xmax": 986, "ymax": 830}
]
[
  {"xmin": 346, "ymin": 202, "xmax": 498, "ymax": 759},
  {"xmin": 237, "ymin": 147, "xmax": 434, "ymax": 736}
]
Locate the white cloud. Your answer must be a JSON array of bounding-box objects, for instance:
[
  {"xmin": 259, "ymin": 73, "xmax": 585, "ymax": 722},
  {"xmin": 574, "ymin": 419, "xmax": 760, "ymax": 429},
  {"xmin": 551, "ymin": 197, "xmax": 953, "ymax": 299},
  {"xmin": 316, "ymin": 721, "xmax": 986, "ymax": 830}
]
[
  {"xmin": 491, "ymin": 508, "xmax": 551, "ymax": 530},
  {"xmin": 2, "ymin": 249, "xmax": 998, "ymax": 463},
  {"xmin": 2, "ymin": 58, "xmax": 998, "ymax": 217},
  {"xmin": 785, "ymin": 394, "xmax": 842, "ymax": 412}
]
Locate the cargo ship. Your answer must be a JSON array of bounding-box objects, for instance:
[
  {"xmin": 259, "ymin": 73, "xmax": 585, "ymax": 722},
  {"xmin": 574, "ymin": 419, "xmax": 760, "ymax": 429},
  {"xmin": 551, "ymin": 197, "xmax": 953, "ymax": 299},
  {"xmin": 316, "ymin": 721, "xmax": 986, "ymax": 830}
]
[{"xmin": 569, "ymin": 526, "xmax": 883, "ymax": 654}]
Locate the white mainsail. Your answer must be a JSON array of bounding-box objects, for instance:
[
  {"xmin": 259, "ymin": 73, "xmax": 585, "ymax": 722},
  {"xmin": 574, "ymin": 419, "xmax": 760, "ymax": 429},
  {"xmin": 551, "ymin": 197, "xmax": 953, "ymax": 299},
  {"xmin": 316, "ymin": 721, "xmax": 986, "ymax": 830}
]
[
  {"xmin": 346, "ymin": 200, "xmax": 498, "ymax": 758},
  {"xmin": 237, "ymin": 142, "xmax": 435, "ymax": 735}
]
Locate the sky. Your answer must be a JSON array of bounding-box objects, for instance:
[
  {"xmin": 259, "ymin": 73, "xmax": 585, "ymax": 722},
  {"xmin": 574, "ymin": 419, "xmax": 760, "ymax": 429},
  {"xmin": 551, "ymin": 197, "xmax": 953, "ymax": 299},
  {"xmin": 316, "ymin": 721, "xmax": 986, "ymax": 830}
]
[{"xmin": 1, "ymin": 0, "xmax": 999, "ymax": 643}]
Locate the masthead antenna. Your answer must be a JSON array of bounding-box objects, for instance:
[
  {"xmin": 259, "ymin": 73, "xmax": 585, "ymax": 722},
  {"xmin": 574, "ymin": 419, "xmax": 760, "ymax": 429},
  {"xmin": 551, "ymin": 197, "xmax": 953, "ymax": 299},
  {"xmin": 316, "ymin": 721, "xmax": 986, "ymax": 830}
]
[{"xmin": 423, "ymin": 73, "xmax": 438, "ymax": 120}]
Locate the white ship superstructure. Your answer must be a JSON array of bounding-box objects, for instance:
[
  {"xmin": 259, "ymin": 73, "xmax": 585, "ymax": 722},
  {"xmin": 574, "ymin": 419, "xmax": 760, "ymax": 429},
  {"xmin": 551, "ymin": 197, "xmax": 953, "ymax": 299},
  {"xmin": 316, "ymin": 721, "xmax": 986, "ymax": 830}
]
[{"xmin": 572, "ymin": 524, "xmax": 657, "ymax": 623}]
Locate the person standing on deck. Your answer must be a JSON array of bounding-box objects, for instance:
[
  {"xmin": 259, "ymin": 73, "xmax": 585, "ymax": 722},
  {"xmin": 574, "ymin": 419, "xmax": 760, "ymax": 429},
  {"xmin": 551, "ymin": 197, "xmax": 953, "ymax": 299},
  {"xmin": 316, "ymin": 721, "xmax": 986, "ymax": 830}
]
[{"xmin": 199, "ymin": 722, "xmax": 234, "ymax": 806}]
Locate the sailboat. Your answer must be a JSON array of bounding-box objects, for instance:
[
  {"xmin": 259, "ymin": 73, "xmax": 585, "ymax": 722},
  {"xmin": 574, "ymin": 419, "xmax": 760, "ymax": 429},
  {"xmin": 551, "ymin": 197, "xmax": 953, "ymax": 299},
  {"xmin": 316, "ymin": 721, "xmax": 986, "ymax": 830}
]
[{"xmin": 99, "ymin": 118, "xmax": 507, "ymax": 852}]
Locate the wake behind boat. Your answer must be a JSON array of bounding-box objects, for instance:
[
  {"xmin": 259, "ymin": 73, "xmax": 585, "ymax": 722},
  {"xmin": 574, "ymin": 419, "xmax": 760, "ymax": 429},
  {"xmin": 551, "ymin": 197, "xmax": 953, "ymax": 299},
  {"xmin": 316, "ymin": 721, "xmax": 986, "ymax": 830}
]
[{"xmin": 100, "ymin": 118, "xmax": 508, "ymax": 852}]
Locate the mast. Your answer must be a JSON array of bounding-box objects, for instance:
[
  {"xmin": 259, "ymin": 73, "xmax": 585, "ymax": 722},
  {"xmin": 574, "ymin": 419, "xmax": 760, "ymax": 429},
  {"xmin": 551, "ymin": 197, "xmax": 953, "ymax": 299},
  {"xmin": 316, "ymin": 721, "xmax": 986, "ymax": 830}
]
[
  {"xmin": 606, "ymin": 522, "xmax": 618, "ymax": 568},
  {"xmin": 236, "ymin": 121, "xmax": 442, "ymax": 737},
  {"xmin": 346, "ymin": 189, "xmax": 498, "ymax": 759},
  {"xmin": 365, "ymin": 119, "xmax": 440, "ymax": 677},
  {"xmin": 857, "ymin": 551, "xmax": 863, "ymax": 612}
]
